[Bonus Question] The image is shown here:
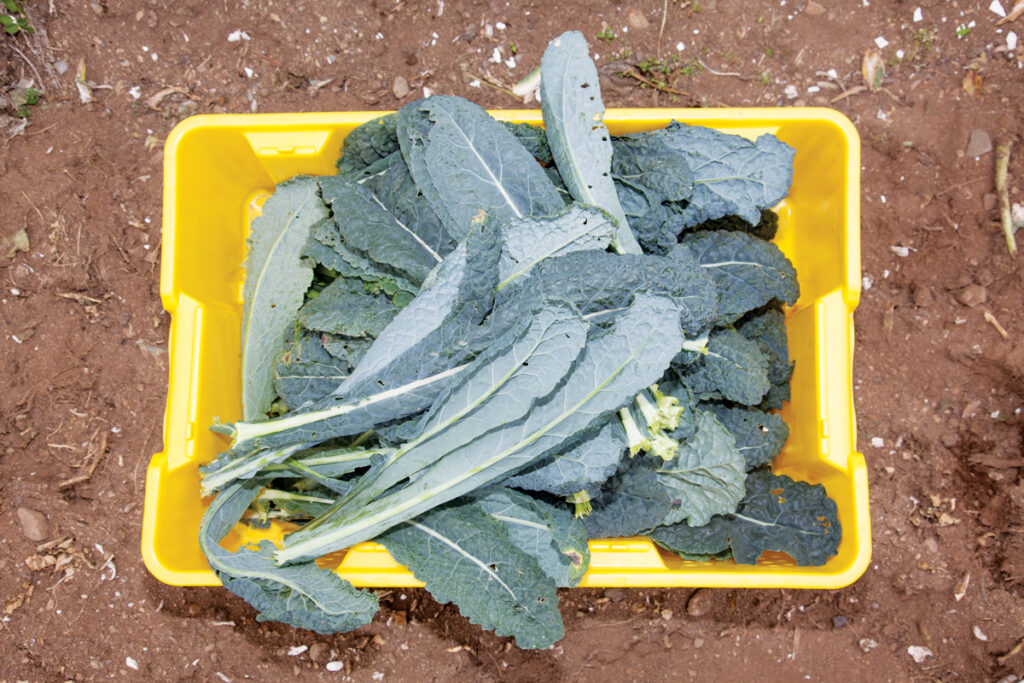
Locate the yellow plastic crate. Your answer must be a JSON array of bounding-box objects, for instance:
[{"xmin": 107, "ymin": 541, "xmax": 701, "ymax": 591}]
[{"xmin": 143, "ymin": 108, "xmax": 869, "ymax": 590}]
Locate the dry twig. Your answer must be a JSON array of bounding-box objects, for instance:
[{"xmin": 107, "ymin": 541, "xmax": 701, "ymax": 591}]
[
  {"xmin": 995, "ymin": 142, "xmax": 1016, "ymax": 256},
  {"xmin": 983, "ymin": 310, "xmax": 1009, "ymax": 339},
  {"xmin": 996, "ymin": 0, "xmax": 1024, "ymax": 25},
  {"xmin": 58, "ymin": 430, "xmax": 108, "ymax": 489},
  {"xmin": 997, "ymin": 637, "xmax": 1024, "ymax": 665}
]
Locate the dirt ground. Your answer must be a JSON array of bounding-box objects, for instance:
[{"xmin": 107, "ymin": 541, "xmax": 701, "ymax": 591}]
[{"xmin": 2, "ymin": 0, "xmax": 1024, "ymax": 680}]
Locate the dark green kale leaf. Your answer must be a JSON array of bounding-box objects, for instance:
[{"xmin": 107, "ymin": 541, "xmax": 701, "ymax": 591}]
[
  {"xmin": 689, "ymin": 209, "xmax": 779, "ymax": 241},
  {"xmin": 273, "ymin": 332, "xmax": 352, "ymax": 409},
  {"xmin": 337, "ymin": 113, "xmax": 400, "ymax": 175},
  {"xmin": 502, "ymin": 121, "xmax": 553, "ymax": 164},
  {"xmin": 378, "ymin": 501, "xmax": 564, "ymax": 649},
  {"xmin": 476, "ymin": 488, "xmax": 591, "ymax": 587},
  {"xmin": 680, "ymin": 328, "xmax": 770, "ymax": 405},
  {"xmin": 298, "ymin": 276, "xmax": 398, "ymax": 339},
  {"xmin": 701, "ymin": 402, "xmax": 789, "ymax": 471},
  {"xmin": 200, "ymin": 482, "xmax": 378, "ymax": 634},
  {"xmin": 504, "ymin": 420, "xmax": 625, "ymax": 497},
  {"xmin": 318, "ymin": 175, "xmax": 444, "ymax": 285},
  {"xmin": 676, "ymin": 230, "xmax": 798, "ymax": 325}
]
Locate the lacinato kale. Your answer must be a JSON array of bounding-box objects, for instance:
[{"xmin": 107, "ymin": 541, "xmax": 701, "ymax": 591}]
[{"xmin": 198, "ymin": 30, "xmax": 838, "ymax": 651}]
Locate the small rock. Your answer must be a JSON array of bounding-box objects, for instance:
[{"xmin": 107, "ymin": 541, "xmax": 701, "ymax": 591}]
[
  {"xmin": 288, "ymin": 645, "xmax": 308, "ymax": 656},
  {"xmin": 661, "ymin": 608, "xmax": 673, "ymax": 621},
  {"xmin": 907, "ymin": 645, "xmax": 933, "ymax": 664},
  {"xmin": 924, "ymin": 537, "xmax": 939, "ymax": 554},
  {"xmin": 941, "ymin": 433, "xmax": 958, "ymax": 448},
  {"xmin": 326, "ymin": 661, "xmax": 344, "ymax": 672},
  {"xmin": 692, "ymin": 637, "xmax": 704, "ymax": 649},
  {"xmin": 783, "ymin": 84, "xmax": 799, "ymax": 99},
  {"xmin": 16, "ymin": 507, "xmax": 48, "ymax": 541},
  {"xmin": 805, "ymin": 1, "xmax": 826, "ymax": 14},
  {"xmin": 912, "ymin": 284, "xmax": 934, "ymax": 307},
  {"xmin": 832, "ymin": 615, "xmax": 848, "ymax": 629},
  {"xmin": 973, "ymin": 625, "xmax": 988, "ymax": 641},
  {"xmin": 187, "ymin": 603, "xmax": 202, "ymax": 616},
  {"xmin": 605, "ymin": 588, "xmax": 626, "ymax": 603},
  {"xmin": 686, "ymin": 588, "xmax": 712, "ymax": 617},
  {"xmin": 392, "ymin": 76, "xmax": 410, "ymax": 100},
  {"xmin": 308, "ymin": 642, "xmax": 330, "ymax": 663},
  {"xmin": 956, "ymin": 284, "xmax": 987, "ymax": 308},
  {"xmin": 89, "ymin": 1, "xmax": 104, "ymax": 15},
  {"xmin": 628, "ymin": 8, "xmax": 650, "ymax": 30},
  {"xmin": 983, "ymin": 193, "xmax": 998, "ymax": 211},
  {"xmin": 965, "ymin": 129, "xmax": 992, "ymax": 158},
  {"xmin": 859, "ymin": 638, "xmax": 878, "ymax": 652}
]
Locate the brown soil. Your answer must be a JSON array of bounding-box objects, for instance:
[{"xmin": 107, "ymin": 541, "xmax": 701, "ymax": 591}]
[{"xmin": 2, "ymin": 1, "xmax": 1024, "ymax": 680}]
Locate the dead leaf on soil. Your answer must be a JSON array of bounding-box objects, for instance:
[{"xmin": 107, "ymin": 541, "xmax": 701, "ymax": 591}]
[
  {"xmin": 862, "ymin": 49, "xmax": 884, "ymax": 91},
  {"xmin": 2, "ymin": 228, "xmax": 30, "ymax": 258},
  {"xmin": 4, "ymin": 583, "xmax": 34, "ymax": 614},
  {"xmin": 962, "ymin": 71, "xmax": 984, "ymax": 97}
]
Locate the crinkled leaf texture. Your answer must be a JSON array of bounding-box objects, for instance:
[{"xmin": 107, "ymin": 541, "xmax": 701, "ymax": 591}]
[
  {"xmin": 200, "ymin": 482, "xmax": 378, "ymax": 634},
  {"xmin": 651, "ymin": 470, "xmax": 841, "ymax": 566},
  {"xmin": 737, "ymin": 308, "xmax": 794, "ymax": 386},
  {"xmin": 725, "ymin": 469, "xmax": 841, "ymax": 565},
  {"xmin": 353, "ymin": 151, "xmax": 457, "ymax": 258},
  {"xmin": 336, "ymin": 113, "xmax": 399, "ymax": 174},
  {"xmin": 680, "ymin": 328, "xmax": 770, "ymax": 405},
  {"xmin": 677, "ymin": 230, "xmax": 798, "ymax": 325},
  {"xmin": 318, "ymin": 175, "xmax": 443, "ymax": 285},
  {"xmin": 377, "ymin": 501, "xmax": 563, "ymax": 649},
  {"xmin": 278, "ymin": 294, "xmax": 683, "ymax": 563},
  {"xmin": 505, "ymin": 420, "xmax": 624, "ymax": 497},
  {"xmin": 506, "ymin": 249, "xmax": 716, "ymax": 336},
  {"xmin": 648, "ymin": 517, "xmax": 732, "ymax": 560},
  {"xmin": 302, "ymin": 217, "xmax": 418, "ymax": 298},
  {"xmin": 701, "ymin": 402, "xmax": 789, "ymax": 471},
  {"xmin": 298, "ymin": 276, "xmax": 397, "ymax": 338},
  {"xmin": 540, "ymin": 31, "xmax": 640, "ymax": 253},
  {"xmin": 633, "ymin": 121, "xmax": 795, "ymax": 229},
  {"xmin": 654, "ymin": 410, "xmax": 747, "ymax": 527},
  {"xmin": 476, "ymin": 488, "xmax": 591, "ymax": 587},
  {"xmin": 241, "ymin": 176, "xmax": 328, "ymax": 420},
  {"xmin": 502, "ymin": 121, "xmax": 553, "ymax": 164},
  {"xmin": 583, "ymin": 467, "xmax": 674, "ymax": 538},
  {"xmin": 403, "ymin": 96, "xmax": 564, "ymax": 240},
  {"xmin": 273, "ymin": 333, "xmax": 351, "ymax": 409},
  {"xmin": 497, "ymin": 204, "xmax": 616, "ymax": 290}
]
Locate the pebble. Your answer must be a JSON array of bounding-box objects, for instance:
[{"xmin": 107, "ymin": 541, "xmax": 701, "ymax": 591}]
[
  {"xmin": 628, "ymin": 8, "xmax": 650, "ymax": 30},
  {"xmin": 392, "ymin": 76, "xmax": 410, "ymax": 100},
  {"xmin": 326, "ymin": 661, "xmax": 344, "ymax": 672},
  {"xmin": 973, "ymin": 625, "xmax": 988, "ymax": 641},
  {"xmin": 288, "ymin": 645, "xmax": 308, "ymax": 656},
  {"xmin": 956, "ymin": 284, "xmax": 987, "ymax": 308},
  {"xmin": 686, "ymin": 588, "xmax": 712, "ymax": 617},
  {"xmin": 308, "ymin": 642, "xmax": 330, "ymax": 663},
  {"xmin": 859, "ymin": 638, "xmax": 878, "ymax": 652},
  {"xmin": 805, "ymin": 1, "xmax": 826, "ymax": 15},
  {"xmin": 965, "ymin": 129, "xmax": 992, "ymax": 158},
  {"xmin": 924, "ymin": 537, "xmax": 939, "ymax": 554},
  {"xmin": 89, "ymin": 2, "xmax": 104, "ymax": 15},
  {"xmin": 16, "ymin": 507, "xmax": 49, "ymax": 541},
  {"xmin": 661, "ymin": 608, "xmax": 673, "ymax": 620},
  {"xmin": 907, "ymin": 645, "xmax": 933, "ymax": 664},
  {"xmin": 870, "ymin": 437, "xmax": 884, "ymax": 448},
  {"xmin": 832, "ymin": 615, "xmax": 848, "ymax": 629},
  {"xmin": 604, "ymin": 588, "xmax": 626, "ymax": 603}
]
